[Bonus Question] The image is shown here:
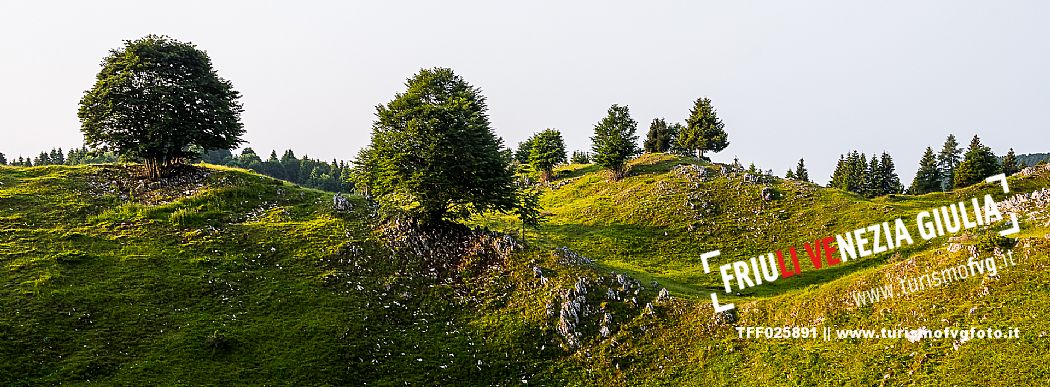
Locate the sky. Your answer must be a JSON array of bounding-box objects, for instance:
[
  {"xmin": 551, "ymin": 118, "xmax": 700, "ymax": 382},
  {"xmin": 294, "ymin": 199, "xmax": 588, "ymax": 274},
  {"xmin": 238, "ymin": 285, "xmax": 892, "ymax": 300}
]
[{"xmin": 1, "ymin": 0, "xmax": 1048, "ymax": 184}]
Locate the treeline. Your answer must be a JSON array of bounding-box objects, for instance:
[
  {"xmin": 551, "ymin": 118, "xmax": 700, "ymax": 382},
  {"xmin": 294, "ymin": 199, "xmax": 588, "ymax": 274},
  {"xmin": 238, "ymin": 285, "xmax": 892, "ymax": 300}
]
[
  {"xmin": 0, "ymin": 147, "xmax": 119, "ymax": 167},
  {"xmin": 200, "ymin": 148, "xmax": 353, "ymax": 192},
  {"xmin": 512, "ymin": 98, "xmax": 732, "ymax": 183},
  {"xmin": 908, "ymin": 134, "xmax": 1021, "ymax": 195},
  {"xmin": 828, "ymin": 151, "xmax": 902, "ymax": 197},
  {"xmin": 1012, "ymin": 152, "xmax": 1049, "ymax": 168},
  {"xmin": 0, "ymin": 147, "xmax": 351, "ymax": 193}
]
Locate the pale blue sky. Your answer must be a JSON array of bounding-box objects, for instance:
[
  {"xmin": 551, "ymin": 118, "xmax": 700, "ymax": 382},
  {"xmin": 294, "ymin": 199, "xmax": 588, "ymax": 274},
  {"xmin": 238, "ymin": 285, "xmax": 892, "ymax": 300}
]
[{"xmin": 2, "ymin": 1, "xmax": 1048, "ymax": 184}]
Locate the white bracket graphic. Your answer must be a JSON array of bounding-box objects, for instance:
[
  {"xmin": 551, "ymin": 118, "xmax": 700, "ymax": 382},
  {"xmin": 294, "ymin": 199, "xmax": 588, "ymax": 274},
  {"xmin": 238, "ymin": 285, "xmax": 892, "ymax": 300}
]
[
  {"xmin": 985, "ymin": 174, "xmax": 1020, "ymax": 236},
  {"xmin": 701, "ymin": 250, "xmax": 735, "ymax": 313}
]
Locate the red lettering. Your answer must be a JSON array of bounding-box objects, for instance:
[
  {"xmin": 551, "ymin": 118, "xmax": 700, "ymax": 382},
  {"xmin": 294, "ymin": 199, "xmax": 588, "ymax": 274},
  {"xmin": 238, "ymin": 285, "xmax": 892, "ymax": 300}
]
[
  {"xmin": 804, "ymin": 240, "xmax": 823, "ymax": 269},
  {"xmin": 822, "ymin": 236, "xmax": 840, "ymax": 266},
  {"xmin": 776, "ymin": 247, "xmax": 802, "ymax": 278}
]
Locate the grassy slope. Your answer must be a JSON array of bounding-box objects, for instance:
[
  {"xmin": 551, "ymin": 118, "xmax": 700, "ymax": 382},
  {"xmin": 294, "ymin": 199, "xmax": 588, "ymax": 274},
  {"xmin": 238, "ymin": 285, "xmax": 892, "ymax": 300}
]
[
  {"xmin": 0, "ymin": 165, "xmax": 593, "ymax": 385},
  {"xmin": 2, "ymin": 158, "xmax": 1049, "ymax": 385}
]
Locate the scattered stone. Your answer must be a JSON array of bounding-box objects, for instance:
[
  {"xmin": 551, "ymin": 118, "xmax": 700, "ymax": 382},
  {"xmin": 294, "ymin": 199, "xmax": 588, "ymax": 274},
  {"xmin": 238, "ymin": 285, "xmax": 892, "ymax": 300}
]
[
  {"xmin": 332, "ymin": 193, "xmax": 352, "ymax": 211},
  {"xmin": 656, "ymin": 288, "xmax": 671, "ymax": 302}
]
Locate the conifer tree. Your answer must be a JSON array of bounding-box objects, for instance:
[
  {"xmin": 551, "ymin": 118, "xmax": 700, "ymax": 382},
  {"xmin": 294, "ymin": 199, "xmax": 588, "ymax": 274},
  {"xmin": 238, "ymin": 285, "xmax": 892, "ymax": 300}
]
[
  {"xmin": 910, "ymin": 147, "xmax": 941, "ymax": 194},
  {"xmin": 954, "ymin": 135, "xmax": 1000, "ymax": 188},
  {"xmin": 677, "ymin": 97, "xmax": 728, "ymax": 160},
  {"xmin": 0, "ymin": 152, "xmax": 6, "ymax": 165},
  {"xmin": 794, "ymin": 158, "xmax": 809, "ymax": 182},
  {"xmin": 1001, "ymin": 148, "xmax": 1020, "ymax": 176},
  {"xmin": 865, "ymin": 154, "xmax": 882, "ymax": 197},
  {"xmin": 643, "ymin": 118, "xmax": 673, "ymax": 153},
  {"xmin": 877, "ymin": 152, "xmax": 901, "ymax": 195},
  {"xmin": 570, "ymin": 151, "xmax": 591, "ymax": 164},
  {"xmin": 937, "ymin": 134, "xmax": 962, "ymax": 190},
  {"xmin": 785, "ymin": 169, "xmax": 796, "ymax": 179}
]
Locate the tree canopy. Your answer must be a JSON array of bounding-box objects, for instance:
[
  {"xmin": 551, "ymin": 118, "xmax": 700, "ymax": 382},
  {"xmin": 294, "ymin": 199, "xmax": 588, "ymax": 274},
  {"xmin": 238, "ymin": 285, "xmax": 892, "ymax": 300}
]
[
  {"xmin": 352, "ymin": 67, "xmax": 516, "ymax": 223},
  {"xmin": 78, "ymin": 35, "xmax": 244, "ymax": 178},
  {"xmin": 590, "ymin": 104, "xmax": 640, "ymax": 180},
  {"xmin": 643, "ymin": 118, "xmax": 673, "ymax": 153},
  {"xmin": 910, "ymin": 146, "xmax": 942, "ymax": 194},
  {"xmin": 529, "ymin": 129, "xmax": 567, "ymax": 182},
  {"xmin": 677, "ymin": 97, "xmax": 728, "ymax": 159},
  {"xmin": 953, "ymin": 135, "xmax": 1000, "ymax": 188}
]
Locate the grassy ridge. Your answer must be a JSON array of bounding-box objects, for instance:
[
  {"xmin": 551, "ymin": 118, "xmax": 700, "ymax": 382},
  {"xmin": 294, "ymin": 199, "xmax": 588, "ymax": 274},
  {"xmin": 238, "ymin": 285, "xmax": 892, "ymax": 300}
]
[{"xmin": 2, "ymin": 159, "xmax": 1049, "ymax": 385}]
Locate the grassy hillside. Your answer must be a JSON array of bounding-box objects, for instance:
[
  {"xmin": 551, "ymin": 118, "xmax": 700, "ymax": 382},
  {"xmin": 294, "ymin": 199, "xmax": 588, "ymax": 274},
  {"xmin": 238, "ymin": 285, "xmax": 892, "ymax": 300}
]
[{"xmin": 2, "ymin": 158, "xmax": 1049, "ymax": 385}]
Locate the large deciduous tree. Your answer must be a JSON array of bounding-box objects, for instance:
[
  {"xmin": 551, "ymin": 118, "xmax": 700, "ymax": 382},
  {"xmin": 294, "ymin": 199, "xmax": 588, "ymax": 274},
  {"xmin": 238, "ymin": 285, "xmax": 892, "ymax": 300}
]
[
  {"xmin": 591, "ymin": 104, "xmax": 640, "ymax": 180},
  {"xmin": 352, "ymin": 67, "xmax": 516, "ymax": 224},
  {"xmin": 529, "ymin": 129, "xmax": 567, "ymax": 182},
  {"xmin": 78, "ymin": 35, "xmax": 244, "ymax": 178}
]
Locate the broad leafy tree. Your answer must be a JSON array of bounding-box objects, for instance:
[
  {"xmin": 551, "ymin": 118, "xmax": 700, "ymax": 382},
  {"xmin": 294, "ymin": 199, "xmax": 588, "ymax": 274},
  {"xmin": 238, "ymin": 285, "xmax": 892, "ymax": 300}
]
[
  {"xmin": 910, "ymin": 147, "xmax": 942, "ymax": 194},
  {"xmin": 954, "ymin": 135, "xmax": 1000, "ymax": 188},
  {"xmin": 78, "ymin": 35, "xmax": 244, "ymax": 178},
  {"xmin": 529, "ymin": 129, "xmax": 567, "ymax": 182},
  {"xmin": 591, "ymin": 104, "xmax": 640, "ymax": 180},
  {"xmin": 353, "ymin": 67, "xmax": 516, "ymax": 223},
  {"xmin": 677, "ymin": 97, "xmax": 728, "ymax": 160}
]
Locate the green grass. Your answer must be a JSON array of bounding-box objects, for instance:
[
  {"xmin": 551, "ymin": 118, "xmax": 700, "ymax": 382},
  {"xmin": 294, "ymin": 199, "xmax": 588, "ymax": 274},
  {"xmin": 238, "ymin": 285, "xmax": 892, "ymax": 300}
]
[{"xmin": 2, "ymin": 158, "xmax": 1050, "ymax": 385}]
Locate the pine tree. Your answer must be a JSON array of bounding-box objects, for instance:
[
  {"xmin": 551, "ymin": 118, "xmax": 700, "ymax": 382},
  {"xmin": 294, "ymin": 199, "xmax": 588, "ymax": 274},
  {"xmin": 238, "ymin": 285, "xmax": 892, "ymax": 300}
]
[
  {"xmin": 0, "ymin": 152, "xmax": 6, "ymax": 165},
  {"xmin": 865, "ymin": 154, "xmax": 881, "ymax": 197},
  {"xmin": 910, "ymin": 147, "xmax": 942, "ymax": 194},
  {"xmin": 677, "ymin": 97, "xmax": 728, "ymax": 160},
  {"xmin": 847, "ymin": 152, "xmax": 867, "ymax": 194},
  {"xmin": 570, "ymin": 151, "xmax": 591, "ymax": 164},
  {"xmin": 1001, "ymin": 148, "xmax": 1020, "ymax": 176},
  {"xmin": 643, "ymin": 118, "xmax": 673, "ymax": 153},
  {"xmin": 35, "ymin": 152, "xmax": 51, "ymax": 166},
  {"xmin": 877, "ymin": 152, "xmax": 901, "ymax": 195},
  {"xmin": 591, "ymin": 104, "xmax": 640, "ymax": 180},
  {"xmin": 937, "ymin": 134, "xmax": 962, "ymax": 191},
  {"xmin": 954, "ymin": 135, "xmax": 1000, "ymax": 188},
  {"xmin": 829, "ymin": 155, "xmax": 846, "ymax": 188},
  {"xmin": 794, "ymin": 158, "xmax": 809, "ymax": 182},
  {"xmin": 785, "ymin": 169, "xmax": 796, "ymax": 179}
]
